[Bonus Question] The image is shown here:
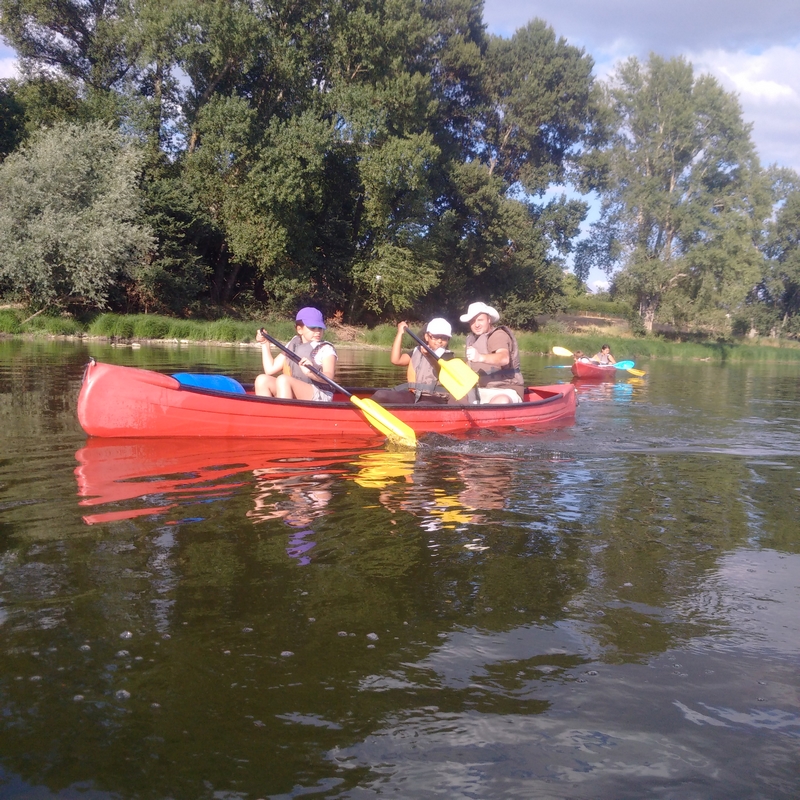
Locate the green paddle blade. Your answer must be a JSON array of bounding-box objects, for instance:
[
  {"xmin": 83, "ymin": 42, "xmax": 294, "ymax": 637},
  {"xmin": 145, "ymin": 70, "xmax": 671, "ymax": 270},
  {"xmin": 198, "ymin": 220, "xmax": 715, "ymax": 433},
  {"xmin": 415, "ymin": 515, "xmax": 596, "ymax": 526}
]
[
  {"xmin": 552, "ymin": 346, "xmax": 573, "ymax": 357},
  {"xmin": 437, "ymin": 357, "xmax": 479, "ymax": 400},
  {"xmin": 349, "ymin": 395, "xmax": 417, "ymax": 448}
]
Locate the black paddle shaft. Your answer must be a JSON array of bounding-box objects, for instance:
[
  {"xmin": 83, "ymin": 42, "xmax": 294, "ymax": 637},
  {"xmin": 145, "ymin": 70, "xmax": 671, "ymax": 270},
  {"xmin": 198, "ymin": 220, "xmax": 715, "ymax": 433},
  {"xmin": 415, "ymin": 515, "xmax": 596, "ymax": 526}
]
[{"xmin": 258, "ymin": 329, "xmax": 351, "ymax": 397}]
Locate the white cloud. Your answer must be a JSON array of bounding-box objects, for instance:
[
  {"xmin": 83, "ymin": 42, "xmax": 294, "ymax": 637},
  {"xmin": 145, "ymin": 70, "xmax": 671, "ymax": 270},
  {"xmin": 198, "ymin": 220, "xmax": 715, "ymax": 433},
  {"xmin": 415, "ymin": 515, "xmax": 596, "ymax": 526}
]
[
  {"xmin": 1, "ymin": 39, "xmax": 19, "ymax": 79},
  {"xmin": 482, "ymin": 1, "xmax": 800, "ymax": 54},
  {"xmin": 0, "ymin": 56, "xmax": 19, "ymax": 80},
  {"xmin": 590, "ymin": 279, "xmax": 609, "ymax": 294},
  {"xmin": 482, "ymin": 1, "xmax": 800, "ymax": 174},
  {"xmin": 691, "ymin": 46, "xmax": 800, "ymax": 171}
]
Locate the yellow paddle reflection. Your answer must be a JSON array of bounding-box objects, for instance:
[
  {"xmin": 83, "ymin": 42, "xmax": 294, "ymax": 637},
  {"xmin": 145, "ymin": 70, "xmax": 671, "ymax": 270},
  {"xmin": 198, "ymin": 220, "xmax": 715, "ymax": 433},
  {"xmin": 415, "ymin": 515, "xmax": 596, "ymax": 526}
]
[{"xmin": 352, "ymin": 450, "xmax": 417, "ymax": 488}]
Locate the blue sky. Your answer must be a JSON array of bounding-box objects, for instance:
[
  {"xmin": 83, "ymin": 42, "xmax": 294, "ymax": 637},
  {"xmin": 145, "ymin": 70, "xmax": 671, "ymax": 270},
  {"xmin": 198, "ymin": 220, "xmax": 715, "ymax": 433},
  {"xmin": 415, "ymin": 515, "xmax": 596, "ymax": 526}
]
[{"xmin": 4, "ymin": 2, "xmax": 799, "ymax": 290}]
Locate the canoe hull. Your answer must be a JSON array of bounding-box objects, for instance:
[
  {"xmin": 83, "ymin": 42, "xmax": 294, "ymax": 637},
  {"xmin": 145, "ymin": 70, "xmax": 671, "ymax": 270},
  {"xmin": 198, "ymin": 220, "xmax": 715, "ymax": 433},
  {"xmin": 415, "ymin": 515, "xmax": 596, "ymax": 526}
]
[
  {"xmin": 571, "ymin": 361, "xmax": 618, "ymax": 380},
  {"xmin": 77, "ymin": 360, "xmax": 577, "ymax": 439}
]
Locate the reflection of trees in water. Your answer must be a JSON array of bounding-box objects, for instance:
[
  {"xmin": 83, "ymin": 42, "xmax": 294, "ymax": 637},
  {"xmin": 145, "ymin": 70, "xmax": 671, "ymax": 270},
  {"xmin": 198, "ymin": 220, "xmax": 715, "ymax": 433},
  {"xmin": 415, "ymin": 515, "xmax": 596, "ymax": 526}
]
[{"xmin": 566, "ymin": 452, "xmax": 774, "ymax": 658}]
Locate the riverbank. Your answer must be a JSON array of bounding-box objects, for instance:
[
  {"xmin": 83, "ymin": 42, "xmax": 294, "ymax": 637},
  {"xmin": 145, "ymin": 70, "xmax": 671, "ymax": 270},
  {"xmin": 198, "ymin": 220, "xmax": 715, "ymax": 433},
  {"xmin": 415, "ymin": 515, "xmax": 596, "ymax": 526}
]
[{"xmin": 2, "ymin": 309, "xmax": 800, "ymax": 364}]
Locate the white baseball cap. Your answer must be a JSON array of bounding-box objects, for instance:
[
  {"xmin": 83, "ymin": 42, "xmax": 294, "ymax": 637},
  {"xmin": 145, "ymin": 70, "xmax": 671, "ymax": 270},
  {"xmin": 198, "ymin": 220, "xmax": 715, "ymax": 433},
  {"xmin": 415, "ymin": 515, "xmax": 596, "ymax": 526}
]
[
  {"xmin": 459, "ymin": 302, "xmax": 499, "ymax": 323},
  {"xmin": 425, "ymin": 318, "xmax": 452, "ymax": 337}
]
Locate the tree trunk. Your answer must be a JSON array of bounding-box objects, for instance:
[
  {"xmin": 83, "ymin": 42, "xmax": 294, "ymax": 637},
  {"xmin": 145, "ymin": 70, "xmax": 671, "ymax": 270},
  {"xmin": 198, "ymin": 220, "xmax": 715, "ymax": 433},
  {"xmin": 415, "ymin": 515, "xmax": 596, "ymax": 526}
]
[
  {"xmin": 639, "ymin": 295, "xmax": 658, "ymax": 332},
  {"xmin": 152, "ymin": 60, "xmax": 163, "ymax": 148}
]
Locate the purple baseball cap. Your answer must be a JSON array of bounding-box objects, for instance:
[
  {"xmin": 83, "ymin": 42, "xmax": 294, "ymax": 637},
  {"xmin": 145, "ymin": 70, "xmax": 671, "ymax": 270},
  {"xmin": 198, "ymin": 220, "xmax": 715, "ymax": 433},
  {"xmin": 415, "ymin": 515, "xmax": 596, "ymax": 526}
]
[{"xmin": 295, "ymin": 307, "xmax": 326, "ymax": 329}]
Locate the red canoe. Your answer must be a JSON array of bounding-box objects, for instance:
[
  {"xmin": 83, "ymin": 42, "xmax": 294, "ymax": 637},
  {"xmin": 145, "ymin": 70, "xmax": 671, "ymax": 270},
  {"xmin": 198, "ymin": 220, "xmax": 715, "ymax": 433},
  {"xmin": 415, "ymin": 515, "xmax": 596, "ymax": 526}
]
[
  {"xmin": 77, "ymin": 360, "xmax": 577, "ymax": 439},
  {"xmin": 571, "ymin": 360, "xmax": 618, "ymax": 380}
]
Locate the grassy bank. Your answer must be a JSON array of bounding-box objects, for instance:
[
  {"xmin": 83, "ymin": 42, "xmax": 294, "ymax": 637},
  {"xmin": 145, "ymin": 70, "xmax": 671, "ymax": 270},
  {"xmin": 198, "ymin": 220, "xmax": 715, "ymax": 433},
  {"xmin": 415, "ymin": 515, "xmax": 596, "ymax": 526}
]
[{"xmin": 2, "ymin": 310, "xmax": 800, "ymax": 364}]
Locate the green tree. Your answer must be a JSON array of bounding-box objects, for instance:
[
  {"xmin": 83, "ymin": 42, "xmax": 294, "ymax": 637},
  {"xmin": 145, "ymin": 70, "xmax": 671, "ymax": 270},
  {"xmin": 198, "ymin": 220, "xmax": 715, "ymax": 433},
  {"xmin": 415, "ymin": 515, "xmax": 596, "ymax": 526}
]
[
  {"xmin": 0, "ymin": 80, "xmax": 25, "ymax": 159},
  {"xmin": 0, "ymin": 121, "xmax": 154, "ymax": 308},
  {"xmin": 576, "ymin": 54, "xmax": 767, "ymax": 332},
  {"xmin": 0, "ymin": 0, "xmax": 134, "ymax": 91},
  {"xmin": 0, "ymin": 1, "xmax": 602, "ymax": 321},
  {"xmin": 750, "ymin": 169, "xmax": 800, "ymax": 335},
  {"xmin": 428, "ymin": 19, "xmax": 597, "ymax": 325}
]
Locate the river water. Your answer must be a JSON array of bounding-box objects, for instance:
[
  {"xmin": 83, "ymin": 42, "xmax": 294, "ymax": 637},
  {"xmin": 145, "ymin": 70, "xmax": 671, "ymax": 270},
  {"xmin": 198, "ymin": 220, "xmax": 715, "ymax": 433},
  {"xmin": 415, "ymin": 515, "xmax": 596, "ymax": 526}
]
[{"xmin": 0, "ymin": 338, "xmax": 798, "ymax": 799}]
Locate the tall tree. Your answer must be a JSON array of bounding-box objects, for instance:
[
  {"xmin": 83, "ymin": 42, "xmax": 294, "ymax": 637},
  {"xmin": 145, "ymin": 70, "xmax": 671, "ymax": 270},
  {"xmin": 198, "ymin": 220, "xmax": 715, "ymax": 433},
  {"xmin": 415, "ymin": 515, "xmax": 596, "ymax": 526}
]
[
  {"xmin": 430, "ymin": 19, "xmax": 597, "ymax": 325},
  {"xmin": 576, "ymin": 54, "xmax": 766, "ymax": 332},
  {"xmin": 752, "ymin": 168, "xmax": 800, "ymax": 335}
]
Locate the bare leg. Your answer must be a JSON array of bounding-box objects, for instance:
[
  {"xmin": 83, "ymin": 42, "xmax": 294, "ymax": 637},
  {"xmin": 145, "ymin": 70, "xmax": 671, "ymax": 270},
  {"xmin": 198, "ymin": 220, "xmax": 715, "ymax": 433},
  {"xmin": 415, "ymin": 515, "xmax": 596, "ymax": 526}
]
[
  {"xmin": 276, "ymin": 374, "xmax": 317, "ymax": 400},
  {"xmin": 255, "ymin": 374, "xmax": 279, "ymax": 397}
]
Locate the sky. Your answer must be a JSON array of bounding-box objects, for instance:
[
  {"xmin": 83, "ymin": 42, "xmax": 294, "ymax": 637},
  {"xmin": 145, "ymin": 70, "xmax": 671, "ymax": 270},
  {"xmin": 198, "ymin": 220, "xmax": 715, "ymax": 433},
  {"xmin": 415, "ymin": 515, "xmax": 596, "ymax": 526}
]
[{"xmin": 3, "ymin": 3, "xmax": 800, "ymax": 291}]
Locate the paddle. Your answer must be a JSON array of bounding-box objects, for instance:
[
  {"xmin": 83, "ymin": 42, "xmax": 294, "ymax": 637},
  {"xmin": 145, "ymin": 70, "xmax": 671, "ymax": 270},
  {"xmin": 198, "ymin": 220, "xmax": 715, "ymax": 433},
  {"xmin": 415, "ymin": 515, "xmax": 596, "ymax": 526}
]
[
  {"xmin": 551, "ymin": 346, "xmax": 646, "ymax": 377},
  {"xmin": 258, "ymin": 330, "xmax": 417, "ymax": 448},
  {"xmin": 403, "ymin": 327, "xmax": 479, "ymax": 400}
]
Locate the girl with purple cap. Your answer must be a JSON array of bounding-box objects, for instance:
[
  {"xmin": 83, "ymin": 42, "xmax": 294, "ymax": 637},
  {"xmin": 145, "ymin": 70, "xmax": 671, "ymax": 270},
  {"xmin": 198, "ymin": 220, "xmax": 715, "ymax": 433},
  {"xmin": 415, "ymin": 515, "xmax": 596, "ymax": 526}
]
[{"xmin": 255, "ymin": 308, "xmax": 337, "ymax": 401}]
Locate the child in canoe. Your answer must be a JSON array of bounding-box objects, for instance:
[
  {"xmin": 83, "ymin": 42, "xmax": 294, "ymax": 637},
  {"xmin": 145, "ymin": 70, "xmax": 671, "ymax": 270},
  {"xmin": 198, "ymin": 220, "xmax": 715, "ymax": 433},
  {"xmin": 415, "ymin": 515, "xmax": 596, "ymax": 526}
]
[
  {"xmin": 372, "ymin": 318, "xmax": 458, "ymax": 404},
  {"xmin": 255, "ymin": 307, "xmax": 337, "ymax": 401}
]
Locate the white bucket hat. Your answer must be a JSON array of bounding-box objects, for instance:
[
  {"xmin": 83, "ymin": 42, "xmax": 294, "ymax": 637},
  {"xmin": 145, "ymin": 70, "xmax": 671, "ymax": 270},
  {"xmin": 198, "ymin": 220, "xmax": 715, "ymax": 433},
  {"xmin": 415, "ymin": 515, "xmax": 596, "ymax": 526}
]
[
  {"xmin": 459, "ymin": 302, "xmax": 499, "ymax": 324},
  {"xmin": 425, "ymin": 318, "xmax": 452, "ymax": 337}
]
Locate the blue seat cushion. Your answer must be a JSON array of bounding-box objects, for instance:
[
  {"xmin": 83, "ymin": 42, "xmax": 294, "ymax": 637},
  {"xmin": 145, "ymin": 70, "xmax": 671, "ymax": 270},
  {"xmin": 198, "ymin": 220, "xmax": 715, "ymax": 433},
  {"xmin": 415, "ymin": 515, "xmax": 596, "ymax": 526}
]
[{"xmin": 173, "ymin": 373, "xmax": 246, "ymax": 394}]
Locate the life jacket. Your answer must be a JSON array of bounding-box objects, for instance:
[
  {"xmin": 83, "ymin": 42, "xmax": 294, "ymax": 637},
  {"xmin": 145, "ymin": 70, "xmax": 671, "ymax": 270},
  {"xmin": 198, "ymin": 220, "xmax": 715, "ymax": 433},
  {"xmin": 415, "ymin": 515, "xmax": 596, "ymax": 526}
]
[
  {"xmin": 407, "ymin": 347, "xmax": 449, "ymax": 400},
  {"xmin": 466, "ymin": 326, "xmax": 523, "ymax": 389},
  {"xmin": 283, "ymin": 336, "xmax": 337, "ymax": 390},
  {"xmin": 467, "ymin": 325, "xmax": 525, "ymax": 388}
]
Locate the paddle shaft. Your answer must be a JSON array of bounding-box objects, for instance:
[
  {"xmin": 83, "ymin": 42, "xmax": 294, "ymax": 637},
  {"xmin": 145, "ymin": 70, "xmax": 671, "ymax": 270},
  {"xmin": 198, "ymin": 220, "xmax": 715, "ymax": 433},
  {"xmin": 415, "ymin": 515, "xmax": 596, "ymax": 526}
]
[
  {"xmin": 258, "ymin": 329, "xmax": 418, "ymax": 447},
  {"xmin": 259, "ymin": 329, "xmax": 349, "ymax": 396}
]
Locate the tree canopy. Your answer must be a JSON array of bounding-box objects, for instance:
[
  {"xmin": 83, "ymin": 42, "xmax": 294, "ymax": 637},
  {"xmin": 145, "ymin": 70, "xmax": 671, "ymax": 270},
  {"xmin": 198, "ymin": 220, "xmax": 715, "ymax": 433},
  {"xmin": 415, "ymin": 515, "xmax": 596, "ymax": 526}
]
[
  {"xmin": 0, "ymin": 121, "xmax": 154, "ymax": 308},
  {"xmin": 575, "ymin": 54, "xmax": 768, "ymax": 332},
  {"xmin": 1, "ymin": 4, "xmax": 797, "ymax": 337}
]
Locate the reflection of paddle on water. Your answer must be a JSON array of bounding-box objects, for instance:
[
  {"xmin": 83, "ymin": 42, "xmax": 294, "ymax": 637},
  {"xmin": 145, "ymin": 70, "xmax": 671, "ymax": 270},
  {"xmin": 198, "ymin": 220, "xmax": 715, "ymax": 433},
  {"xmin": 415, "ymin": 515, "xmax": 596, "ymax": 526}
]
[{"xmin": 352, "ymin": 450, "xmax": 417, "ymax": 488}]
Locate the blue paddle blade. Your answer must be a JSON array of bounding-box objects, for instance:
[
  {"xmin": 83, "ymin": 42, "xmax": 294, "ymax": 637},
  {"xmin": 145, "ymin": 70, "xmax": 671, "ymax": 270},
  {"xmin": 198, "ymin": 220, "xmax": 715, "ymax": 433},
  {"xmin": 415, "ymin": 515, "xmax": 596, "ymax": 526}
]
[
  {"xmin": 173, "ymin": 373, "xmax": 246, "ymax": 394},
  {"xmin": 614, "ymin": 360, "xmax": 635, "ymax": 370}
]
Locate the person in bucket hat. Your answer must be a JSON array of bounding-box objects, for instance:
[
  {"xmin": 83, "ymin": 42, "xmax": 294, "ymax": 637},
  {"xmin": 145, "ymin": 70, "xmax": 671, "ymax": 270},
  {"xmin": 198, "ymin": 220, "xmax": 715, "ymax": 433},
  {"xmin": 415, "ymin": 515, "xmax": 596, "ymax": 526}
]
[
  {"xmin": 372, "ymin": 318, "xmax": 459, "ymax": 405},
  {"xmin": 255, "ymin": 307, "xmax": 337, "ymax": 401},
  {"xmin": 460, "ymin": 302, "xmax": 524, "ymax": 404}
]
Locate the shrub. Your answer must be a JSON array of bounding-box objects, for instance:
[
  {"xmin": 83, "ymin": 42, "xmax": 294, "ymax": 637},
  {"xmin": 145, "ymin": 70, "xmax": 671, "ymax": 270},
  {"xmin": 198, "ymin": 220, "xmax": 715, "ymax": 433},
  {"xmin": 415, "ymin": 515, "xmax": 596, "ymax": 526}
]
[{"xmin": 0, "ymin": 122, "xmax": 154, "ymax": 309}]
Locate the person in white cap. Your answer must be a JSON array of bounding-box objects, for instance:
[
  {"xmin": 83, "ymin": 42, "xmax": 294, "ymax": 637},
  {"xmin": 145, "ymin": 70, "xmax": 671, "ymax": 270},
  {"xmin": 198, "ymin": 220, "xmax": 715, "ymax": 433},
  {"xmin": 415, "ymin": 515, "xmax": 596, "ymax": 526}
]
[
  {"xmin": 372, "ymin": 318, "xmax": 458, "ymax": 404},
  {"xmin": 459, "ymin": 302, "xmax": 524, "ymax": 404},
  {"xmin": 254, "ymin": 307, "xmax": 338, "ymax": 401}
]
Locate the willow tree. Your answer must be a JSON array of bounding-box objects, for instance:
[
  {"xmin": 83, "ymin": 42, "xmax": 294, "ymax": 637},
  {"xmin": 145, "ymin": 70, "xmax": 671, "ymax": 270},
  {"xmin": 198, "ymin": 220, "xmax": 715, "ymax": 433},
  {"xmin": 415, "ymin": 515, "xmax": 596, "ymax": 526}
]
[
  {"xmin": 576, "ymin": 54, "xmax": 767, "ymax": 332},
  {"xmin": 0, "ymin": 122, "xmax": 154, "ymax": 308}
]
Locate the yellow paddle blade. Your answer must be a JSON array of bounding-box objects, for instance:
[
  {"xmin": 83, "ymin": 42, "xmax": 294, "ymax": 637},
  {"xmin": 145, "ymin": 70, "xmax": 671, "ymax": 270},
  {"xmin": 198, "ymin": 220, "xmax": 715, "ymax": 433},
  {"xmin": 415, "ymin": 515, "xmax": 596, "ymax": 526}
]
[
  {"xmin": 437, "ymin": 357, "xmax": 479, "ymax": 400},
  {"xmin": 627, "ymin": 367, "xmax": 647, "ymax": 377},
  {"xmin": 349, "ymin": 395, "xmax": 417, "ymax": 448},
  {"xmin": 552, "ymin": 346, "xmax": 573, "ymax": 357}
]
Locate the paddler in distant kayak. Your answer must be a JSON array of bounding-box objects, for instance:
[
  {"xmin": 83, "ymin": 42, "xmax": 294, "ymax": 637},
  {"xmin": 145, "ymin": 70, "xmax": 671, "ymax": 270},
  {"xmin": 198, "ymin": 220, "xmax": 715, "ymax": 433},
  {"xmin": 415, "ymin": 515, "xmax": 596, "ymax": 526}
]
[
  {"xmin": 460, "ymin": 302, "xmax": 524, "ymax": 404},
  {"xmin": 592, "ymin": 344, "xmax": 616, "ymax": 365},
  {"xmin": 255, "ymin": 307, "xmax": 337, "ymax": 401}
]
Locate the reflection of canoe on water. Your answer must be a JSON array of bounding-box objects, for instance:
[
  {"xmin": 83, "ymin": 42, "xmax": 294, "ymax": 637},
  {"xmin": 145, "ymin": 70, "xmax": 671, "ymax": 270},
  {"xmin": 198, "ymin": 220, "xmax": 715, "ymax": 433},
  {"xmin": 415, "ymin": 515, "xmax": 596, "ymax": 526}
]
[
  {"xmin": 571, "ymin": 360, "xmax": 618, "ymax": 380},
  {"xmin": 75, "ymin": 436, "xmax": 381, "ymax": 524},
  {"xmin": 77, "ymin": 361, "xmax": 577, "ymax": 439}
]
